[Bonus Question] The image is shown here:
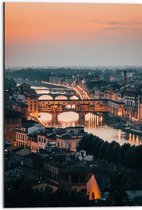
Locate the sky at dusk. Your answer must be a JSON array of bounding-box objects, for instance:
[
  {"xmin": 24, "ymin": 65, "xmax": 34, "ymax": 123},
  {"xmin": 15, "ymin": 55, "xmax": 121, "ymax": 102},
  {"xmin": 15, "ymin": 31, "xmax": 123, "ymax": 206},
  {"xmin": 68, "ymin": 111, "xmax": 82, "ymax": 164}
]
[{"xmin": 5, "ymin": 3, "xmax": 142, "ymax": 67}]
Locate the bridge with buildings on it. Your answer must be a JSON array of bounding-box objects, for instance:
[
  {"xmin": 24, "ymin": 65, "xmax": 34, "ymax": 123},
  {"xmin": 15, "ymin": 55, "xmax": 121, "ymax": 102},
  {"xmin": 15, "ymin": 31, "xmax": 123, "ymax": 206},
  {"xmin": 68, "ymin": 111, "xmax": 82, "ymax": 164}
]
[
  {"xmin": 24, "ymin": 81, "xmax": 125, "ymax": 125},
  {"xmin": 37, "ymin": 99, "xmax": 109, "ymax": 125},
  {"xmin": 19, "ymin": 83, "xmax": 142, "ymax": 123},
  {"xmin": 26, "ymin": 92, "xmax": 124, "ymax": 125}
]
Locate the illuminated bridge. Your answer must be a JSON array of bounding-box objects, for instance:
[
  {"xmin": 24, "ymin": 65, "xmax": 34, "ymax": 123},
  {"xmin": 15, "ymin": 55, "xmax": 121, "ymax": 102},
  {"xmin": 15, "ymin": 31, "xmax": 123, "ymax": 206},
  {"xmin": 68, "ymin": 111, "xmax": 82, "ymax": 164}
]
[
  {"xmin": 26, "ymin": 86, "xmax": 124, "ymax": 125},
  {"xmin": 38, "ymin": 99, "xmax": 108, "ymax": 113},
  {"xmin": 37, "ymin": 98, "xmax": 108, "ymax": 125},
  {"xmin": 26, "ymin": 98, "xmax": 124, "ymax": 126}
]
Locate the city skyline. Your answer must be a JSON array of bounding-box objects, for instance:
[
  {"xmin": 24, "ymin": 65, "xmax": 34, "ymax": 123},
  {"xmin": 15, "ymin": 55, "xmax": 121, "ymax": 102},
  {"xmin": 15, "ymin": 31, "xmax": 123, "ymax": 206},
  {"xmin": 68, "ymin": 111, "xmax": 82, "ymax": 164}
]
[
  {"xmin": 4, "ymin": 3, "xmax": 142, "ymax": 207},
  {"xmin": 5, "ymin": 3, "xmax": 142, "ymax": 67}
]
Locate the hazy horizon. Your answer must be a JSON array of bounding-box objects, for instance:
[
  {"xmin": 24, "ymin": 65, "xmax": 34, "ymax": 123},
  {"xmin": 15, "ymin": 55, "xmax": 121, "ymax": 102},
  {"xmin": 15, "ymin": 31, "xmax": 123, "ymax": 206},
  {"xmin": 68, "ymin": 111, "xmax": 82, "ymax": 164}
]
[
  {"xmin": 5, "ymin": 3, "xmax": 142, "ymax": 67},
  {"xmin": 5, "ymin": 65, "xmax": 142, "ymax": 71}
]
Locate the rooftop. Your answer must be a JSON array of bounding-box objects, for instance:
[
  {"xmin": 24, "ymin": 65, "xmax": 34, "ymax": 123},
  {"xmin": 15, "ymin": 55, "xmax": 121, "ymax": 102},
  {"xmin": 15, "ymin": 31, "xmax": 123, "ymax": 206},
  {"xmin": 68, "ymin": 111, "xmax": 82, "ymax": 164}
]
[
  {"xmin": 15, "ymin": 148, "xmax": 31, "ymax": 156},
  {"xmin": 43, "ymin": 151, "xmax": 93, "ymax": 173}
]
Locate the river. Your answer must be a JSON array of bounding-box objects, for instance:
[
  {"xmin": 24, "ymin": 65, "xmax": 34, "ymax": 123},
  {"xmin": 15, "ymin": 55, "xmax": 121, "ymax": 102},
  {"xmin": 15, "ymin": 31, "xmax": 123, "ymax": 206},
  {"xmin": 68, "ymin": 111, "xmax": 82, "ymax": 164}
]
[
  {"xmin": 16, "ymin": 80, "xmax": 142, "ymax": 146},
  {"xmin": 38, "ymin": 112, "xmax": 142, "ymax": 146}
]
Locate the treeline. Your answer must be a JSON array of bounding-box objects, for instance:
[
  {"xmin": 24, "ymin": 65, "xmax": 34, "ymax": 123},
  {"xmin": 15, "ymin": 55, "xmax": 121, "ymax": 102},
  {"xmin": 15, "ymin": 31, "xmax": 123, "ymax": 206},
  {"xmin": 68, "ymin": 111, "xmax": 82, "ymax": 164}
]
[
  {"xmin": 5, "ymin": 68, "xmax": 95, "ymax": 82},
  {"xmin": 5, "ymin": 179, "xmax": 89, "ymax": 207},
  {"xmin": 86, "ymin": 80, "xmax": 122, "ymax": 91},
  {"xmin": 5, "ymin": 78, "xmax": 16, "ymax": 92},
  {"xmin": 5, "ymin": 178, "xmax": 130, "ymax": 207},
  {"xmin": 6, "ymin": 69, "xmax": 51, "ymax": 81},
  {"xmin": 78, "ymin": 134, "xmax": 142, "ymax": 171}
]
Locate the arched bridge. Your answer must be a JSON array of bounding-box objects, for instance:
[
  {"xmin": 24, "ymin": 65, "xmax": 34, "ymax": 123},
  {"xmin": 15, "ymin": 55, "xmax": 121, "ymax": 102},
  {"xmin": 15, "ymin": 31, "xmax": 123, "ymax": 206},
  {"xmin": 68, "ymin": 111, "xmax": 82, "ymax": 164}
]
[
  {"xmin": 38, "ymin": 99, "xmax": 108, "ymax": 113},
  {"xmin": 38, "ymin": 94, "xmax": 79, "ymax": 101},
  {"xmin": 36, "ymin": 99, "xmax": 109, "ymax": 126},
  {"xmin": 27, "ymin": 91, "xmax": 124, "ymax": 125}
]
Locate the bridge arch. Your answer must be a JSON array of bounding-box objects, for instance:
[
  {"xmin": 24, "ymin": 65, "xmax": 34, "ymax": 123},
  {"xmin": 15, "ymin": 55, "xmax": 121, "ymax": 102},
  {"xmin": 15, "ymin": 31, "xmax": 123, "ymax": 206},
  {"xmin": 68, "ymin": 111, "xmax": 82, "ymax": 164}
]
[
  {"xmin": 55, "ymin": 95, "xmax": 68, "ymax": 100},
  {"xmin": 38, "ymin": 95, "xmax": 53, "ymax": 100},
  {"xmin": 70, "ymin": 95, "xmax": 78, "ymax": 100},
  {"xmin": 58, "ymin": 111, "xmax": 79, "ymax": 122},
  {"xmin": 37, "ymin": 112, "xmax": 52, "ymax": 126}
]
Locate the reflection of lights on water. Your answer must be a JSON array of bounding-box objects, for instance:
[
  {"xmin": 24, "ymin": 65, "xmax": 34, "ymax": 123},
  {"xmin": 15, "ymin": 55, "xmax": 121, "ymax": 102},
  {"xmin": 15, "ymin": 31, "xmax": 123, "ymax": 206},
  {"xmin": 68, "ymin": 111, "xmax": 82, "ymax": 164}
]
[
  {"xmin": 58, "ymin": 112, "xmax": 79, "ymax": 122},
  {"xmin": 136, "ymin": 136, "xmax": 139, "ymax": 145},
  {"xmin": 129, "ymin": 133, "xmax": 132, "ymax": 142},
  {"xmin": 37, "ymin": 112, "xmax": 141, "ymax": 146},
  {"xmin": 97, "ymin": 116, "xmax": 99, "ymax": 126},
  {"xmin": 59, "ymin": 121, "xmax": 77, "ymax": 128},
  {"xmin": 85, "ymin": 113, "xmax": 103, "ymax": 128},
  {"xmin": 38, "ymin": 112, "xmax": 52, "ymax": 122},
  {"xmin": 132, "ymin": 134, "xmax": 135, "ymax": 142},
  {"xmin": 118, "ymin": 130, "xmax": 121, "ymax": 142},
  {"xmin": 129, "ymin": 133, "xmax": 140, "ymax": 145},
  {"xmin": 85, "ymin": 113, "xmax": 93, "ymax": 121}
]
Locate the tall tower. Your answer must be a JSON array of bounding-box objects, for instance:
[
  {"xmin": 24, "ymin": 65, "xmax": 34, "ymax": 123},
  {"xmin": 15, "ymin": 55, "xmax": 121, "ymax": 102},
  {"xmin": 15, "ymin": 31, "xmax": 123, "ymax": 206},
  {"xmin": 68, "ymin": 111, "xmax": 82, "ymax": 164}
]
[{"xmin": 124, "ymin": 70, "xmax": 127, "ymax": 88}]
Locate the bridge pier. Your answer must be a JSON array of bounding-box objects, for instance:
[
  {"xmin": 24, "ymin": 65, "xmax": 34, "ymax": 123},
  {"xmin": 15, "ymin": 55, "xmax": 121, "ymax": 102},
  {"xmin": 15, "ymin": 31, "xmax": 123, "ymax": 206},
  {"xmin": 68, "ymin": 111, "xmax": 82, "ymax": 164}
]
[
  {"xmin": 52, "ymin": 112, "xmax": 58, "ymax": 126},
  {"xmin": 79, "ymin": 112, "xmax": 85, "ymax": 126}
]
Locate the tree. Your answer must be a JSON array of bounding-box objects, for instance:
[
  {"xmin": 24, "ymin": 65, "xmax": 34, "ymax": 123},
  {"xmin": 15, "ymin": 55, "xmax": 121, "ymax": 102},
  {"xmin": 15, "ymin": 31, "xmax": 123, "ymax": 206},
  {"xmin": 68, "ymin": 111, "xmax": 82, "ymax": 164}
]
[
  {"xmin": 134, "ymin": 145, "xmax": 142, "ymax": 170},
  {"xmin": 108, "ymin": 171, "xmax": 130, "ymax": 206}
]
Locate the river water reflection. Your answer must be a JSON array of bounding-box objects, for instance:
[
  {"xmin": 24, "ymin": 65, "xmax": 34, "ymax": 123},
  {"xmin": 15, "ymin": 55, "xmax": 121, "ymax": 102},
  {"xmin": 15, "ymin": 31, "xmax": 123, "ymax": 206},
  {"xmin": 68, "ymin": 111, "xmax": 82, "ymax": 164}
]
[{"xmin": 38, "ymin": 112, "xmax": 142, "ymax": 146}]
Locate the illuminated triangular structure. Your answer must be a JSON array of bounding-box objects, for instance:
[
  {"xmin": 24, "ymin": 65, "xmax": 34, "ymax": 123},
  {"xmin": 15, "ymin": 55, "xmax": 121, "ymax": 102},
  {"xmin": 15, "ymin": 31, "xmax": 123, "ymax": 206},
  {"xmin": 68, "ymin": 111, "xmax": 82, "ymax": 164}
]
[{"xmin": 87, "ymin": 175, "xmax": 101, "ymax": 200}]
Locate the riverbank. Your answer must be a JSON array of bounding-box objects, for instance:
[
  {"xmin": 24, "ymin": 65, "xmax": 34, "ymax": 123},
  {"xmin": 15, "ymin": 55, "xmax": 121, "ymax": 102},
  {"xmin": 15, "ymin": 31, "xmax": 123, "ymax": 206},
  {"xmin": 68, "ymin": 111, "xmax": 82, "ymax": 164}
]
[{"xmin": 104, "ymin": 114, "xmax": 142, "ymax": 136}]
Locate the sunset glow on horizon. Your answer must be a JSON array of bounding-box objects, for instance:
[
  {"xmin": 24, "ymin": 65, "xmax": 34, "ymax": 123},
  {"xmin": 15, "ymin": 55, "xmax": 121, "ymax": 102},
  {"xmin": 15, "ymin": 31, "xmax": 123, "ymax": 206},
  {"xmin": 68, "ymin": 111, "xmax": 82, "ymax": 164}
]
[{"xmin": 5, "ymin": 3, "xmax": 142, "ymax": 67}]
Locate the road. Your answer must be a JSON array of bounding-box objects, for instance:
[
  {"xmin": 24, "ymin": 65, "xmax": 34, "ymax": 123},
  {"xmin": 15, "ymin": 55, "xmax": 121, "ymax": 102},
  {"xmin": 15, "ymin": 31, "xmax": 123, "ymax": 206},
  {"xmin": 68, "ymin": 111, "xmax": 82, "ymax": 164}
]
[
  {"xmin": 42, "ymin": 81, "xmax": 90, "ymax": 100},
  {"xmin": 73, "ymin": 84, "xmax": 90, "ymax": 100}
]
